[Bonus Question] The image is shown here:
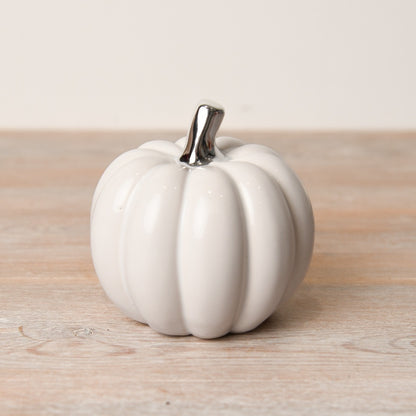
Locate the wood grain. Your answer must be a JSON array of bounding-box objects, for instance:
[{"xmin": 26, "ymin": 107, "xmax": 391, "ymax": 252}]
[{"xmin": 1, "ymin": 131, "xmax": 415, "ymax": 415}]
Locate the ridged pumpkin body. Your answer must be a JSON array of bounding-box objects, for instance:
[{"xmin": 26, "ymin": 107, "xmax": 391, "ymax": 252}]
[{"xmin": 91, "ymin": 136, "xmax": 314, "ymax": 338}]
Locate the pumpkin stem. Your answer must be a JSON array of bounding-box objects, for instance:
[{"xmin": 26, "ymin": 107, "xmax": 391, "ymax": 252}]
[{"xmin": 180, "ymin": 101, "xmax": 224, "ymax": 166}]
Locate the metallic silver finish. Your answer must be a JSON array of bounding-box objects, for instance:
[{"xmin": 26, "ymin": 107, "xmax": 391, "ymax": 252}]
[{"xmin": 180, "ymin": 101, "xmax": 225, "ymax": 166}]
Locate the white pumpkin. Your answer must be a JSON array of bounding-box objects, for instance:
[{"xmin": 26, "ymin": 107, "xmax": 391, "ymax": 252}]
[{"xmin": 91, "ymin": 102, "xmax": 314, "ymax": 339}]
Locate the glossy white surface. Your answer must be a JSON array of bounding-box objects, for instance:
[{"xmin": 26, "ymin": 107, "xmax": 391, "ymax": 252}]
[{"xmin": 91, "ymin": 137, "xmax": 314, "ymax": 338}]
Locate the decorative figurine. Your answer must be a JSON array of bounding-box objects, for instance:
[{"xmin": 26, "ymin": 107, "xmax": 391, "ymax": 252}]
[{"xmin": 91, "ymin": 101, "xmax": 314, "ymax": 338}]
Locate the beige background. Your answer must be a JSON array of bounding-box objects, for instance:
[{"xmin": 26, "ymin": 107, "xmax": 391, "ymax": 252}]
[{"xmin": 0, "ymin": 0, "xmax": 415, "ymax": 130}]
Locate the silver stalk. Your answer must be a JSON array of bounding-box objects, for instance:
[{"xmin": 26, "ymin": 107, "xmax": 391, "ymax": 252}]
[{"xmin": 180, "ymin": 101, "xmax": 225, "ymax": 166}]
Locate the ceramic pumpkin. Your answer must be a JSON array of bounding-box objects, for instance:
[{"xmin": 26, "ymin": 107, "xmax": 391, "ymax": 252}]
[{"xmin": 91, "ymin": 102, "xmax": 314, "ymax": 339}]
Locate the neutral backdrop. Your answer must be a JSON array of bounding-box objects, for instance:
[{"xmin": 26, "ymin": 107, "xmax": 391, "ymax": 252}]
[{"xmin": 1, "ymin": 0, "xmax": 415, "ymax": 130}]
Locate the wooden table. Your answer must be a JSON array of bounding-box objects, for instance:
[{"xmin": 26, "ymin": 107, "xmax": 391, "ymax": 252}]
[{"xmin": 1, "ymin": 131, "xmax": 415, "ymax": 415}]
